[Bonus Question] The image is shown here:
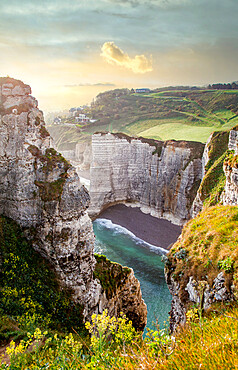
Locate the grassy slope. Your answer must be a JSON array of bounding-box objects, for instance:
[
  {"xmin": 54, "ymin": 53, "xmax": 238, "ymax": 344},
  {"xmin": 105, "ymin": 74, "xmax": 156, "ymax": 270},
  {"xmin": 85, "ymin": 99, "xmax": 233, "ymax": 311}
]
[
  {"xmin": 167, "ymin": 205, "xmax": 238, "ymax": 300},
  {"xmin": 2, "ymin": 302, "xmax": 238, "ymax": 369},
  {"xmin": 48, "ymin": 89, "xmax": 238, "ymax": 149}
]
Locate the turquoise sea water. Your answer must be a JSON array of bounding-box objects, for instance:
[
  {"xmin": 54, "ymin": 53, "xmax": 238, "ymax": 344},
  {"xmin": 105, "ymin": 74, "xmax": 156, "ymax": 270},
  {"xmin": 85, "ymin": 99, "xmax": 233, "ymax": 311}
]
[{"xmin": 93, "ymin": 218, "xmax": 172, "ymax": 331}]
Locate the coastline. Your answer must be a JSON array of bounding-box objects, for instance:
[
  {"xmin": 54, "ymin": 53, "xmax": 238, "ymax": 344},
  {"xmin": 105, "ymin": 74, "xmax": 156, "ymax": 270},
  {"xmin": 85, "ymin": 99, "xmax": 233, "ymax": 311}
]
[{"xmin": 97, "ymin": 204, "xmax": 182, "ymax": 250}]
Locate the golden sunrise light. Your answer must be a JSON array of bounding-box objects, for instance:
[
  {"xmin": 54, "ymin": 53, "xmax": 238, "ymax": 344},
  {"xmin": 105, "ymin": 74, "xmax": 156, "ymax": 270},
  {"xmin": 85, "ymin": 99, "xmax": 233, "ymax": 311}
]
[{"xmin": 0, "ymin": 0, "xmax": 237, "ymax": 112}]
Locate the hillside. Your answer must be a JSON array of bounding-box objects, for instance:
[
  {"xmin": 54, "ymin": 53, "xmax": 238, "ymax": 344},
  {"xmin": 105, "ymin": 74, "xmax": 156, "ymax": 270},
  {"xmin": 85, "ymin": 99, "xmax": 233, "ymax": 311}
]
[{"xmin": 48, "ymin": 88, "xmax": 238, "ymax": 150}]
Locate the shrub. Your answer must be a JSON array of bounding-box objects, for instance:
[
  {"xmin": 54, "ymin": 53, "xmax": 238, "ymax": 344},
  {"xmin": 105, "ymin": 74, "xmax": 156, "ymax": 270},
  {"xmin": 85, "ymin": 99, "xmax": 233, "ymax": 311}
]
[{"xmin": 218, "ymin": 257, "xmax": 234, "ymax": 273}]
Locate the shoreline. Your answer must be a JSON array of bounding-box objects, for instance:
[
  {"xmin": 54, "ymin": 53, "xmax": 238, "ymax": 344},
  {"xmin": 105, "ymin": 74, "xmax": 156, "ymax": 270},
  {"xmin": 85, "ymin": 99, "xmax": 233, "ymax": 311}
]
[{"xmin": 97, "ymin": 204, "xmax": 182, "ymax": 250}]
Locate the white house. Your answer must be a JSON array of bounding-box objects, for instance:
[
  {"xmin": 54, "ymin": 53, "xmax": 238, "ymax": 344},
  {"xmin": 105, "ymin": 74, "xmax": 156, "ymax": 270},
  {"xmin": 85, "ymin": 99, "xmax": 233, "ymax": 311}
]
[{"xmin": 76, "ymin": 114, "xmax": 90, "ymax": 123}]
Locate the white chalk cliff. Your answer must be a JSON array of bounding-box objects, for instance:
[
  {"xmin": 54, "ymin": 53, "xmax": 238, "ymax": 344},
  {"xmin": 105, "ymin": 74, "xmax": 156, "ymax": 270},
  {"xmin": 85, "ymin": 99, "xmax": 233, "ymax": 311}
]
[{"xmin": 89, "ymin": 132, "xmax": 204, "ymax": 225}]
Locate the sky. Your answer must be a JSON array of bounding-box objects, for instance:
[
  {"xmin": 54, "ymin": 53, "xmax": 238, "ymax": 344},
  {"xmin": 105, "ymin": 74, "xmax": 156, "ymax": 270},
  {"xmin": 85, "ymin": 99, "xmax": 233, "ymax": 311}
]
[{"xmin": 0, "ymin": 0, "xmax": 238, "ymax": 112}]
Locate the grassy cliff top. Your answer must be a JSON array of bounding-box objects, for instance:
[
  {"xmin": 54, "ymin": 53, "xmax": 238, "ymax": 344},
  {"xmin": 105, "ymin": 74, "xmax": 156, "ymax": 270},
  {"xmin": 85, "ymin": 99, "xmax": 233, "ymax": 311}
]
[
  {"xmin": 168, "ymin": 205, "xmax": 238, "ymax": 298},
  {"xmin": 96, "ymin": 131, "xmax": 205, "ymax": 150}
]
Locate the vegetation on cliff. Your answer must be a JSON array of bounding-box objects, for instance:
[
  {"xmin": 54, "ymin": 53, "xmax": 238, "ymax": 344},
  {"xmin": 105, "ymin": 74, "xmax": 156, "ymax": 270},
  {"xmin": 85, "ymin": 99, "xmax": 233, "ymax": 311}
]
[
  {"xmin": 196, "ymin": 131, "xmax": 229, "ymax": 207},
  {"xmin": 166, "ymin": 205, "xmax": 238, "ymax": 303},
  {"xmin": 94, "ymin": 254, "xmax": 131, "ymax": 299},
  {"xmin": 28, "ymin": 146, "xmax": 71, "ymax": 202},
  {"xmin": 0, "ymin": 216, "xmax": 85, "ymax": 342}
]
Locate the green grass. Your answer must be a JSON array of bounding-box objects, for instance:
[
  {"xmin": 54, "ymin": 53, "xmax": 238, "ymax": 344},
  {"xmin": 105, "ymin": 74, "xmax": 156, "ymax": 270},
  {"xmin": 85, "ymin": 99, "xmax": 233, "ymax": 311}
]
[
  {"xmin": 167, "ymin": 205, "xmax": 238, "ymax": 297},
  {"xmin": 2, "ymin": 303, "xmax": 238, "ymax": 369},
  {"xmin": 123, "ymin": 117, "xmax": 184, "ymax": 138},
  {"xmin": 213, "ymin": 109, "xmax": 236, "ymax": 120},
  {"xmin": 134, "ymin": 121, "xmax": 230, "ymax": 143},
  {"xmin": 223, "ymin": 89, "xmax": 238, "ymax": 94}
]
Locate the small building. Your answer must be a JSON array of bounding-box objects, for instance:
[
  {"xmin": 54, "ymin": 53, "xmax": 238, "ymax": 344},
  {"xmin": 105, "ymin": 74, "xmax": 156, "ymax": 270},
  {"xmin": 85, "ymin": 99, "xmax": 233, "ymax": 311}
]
[
  {"xmin": 75, "ymin": 114, "xmax": 90, "ymax": 123},
  {"xmin": 135, "ymin": 88, "xmax": 151, "ymax": 93}
]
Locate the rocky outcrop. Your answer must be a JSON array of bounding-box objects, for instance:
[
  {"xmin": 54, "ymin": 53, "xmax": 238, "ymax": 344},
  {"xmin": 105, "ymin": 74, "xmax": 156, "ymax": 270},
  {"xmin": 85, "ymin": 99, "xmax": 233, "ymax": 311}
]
[
  {"xmin": 0, "ymin": 77, "xmax": 147, "ymax": 329},
  {"xmin": 0, "ymin": 77, "xmax": 100, "ymax": 318},
  {"xmin": 165, "ymin": 205, "xmax": 238, "ymax": 332},
  {"xmin": 165, "ymin": 268, "xmax": 187, "ymax": 331},
  {"xmin": 165, "ymin": 268, "xmax": 234, "ymax": 332},
  {"xmin": 228, "ymin": 129, "xmax": 238, "ymax": 152},
  {"xmin": 191, "ymin": 131, "xmax": 229, "ymax": 217},
  {"xmin": 223, "ymin": 160, "xmax": 238, "ymax": 205},
  {"xmin": 89, "ymin": 133, "xmax": 204, "ymax": 225},
  {"xmin": 191, "ymin": 134, "xmax": 213, "ymax": 217},
  {"xmin": 186, "ymin": 273, "xmax": 233, "ymax": 308},
  {"xmin": 94, "ymin": 255, "xmax": 147, "ymax": 331},
  {"xmin": 222, "ymin": 128, "xmax": 238, "ymax": 205}
]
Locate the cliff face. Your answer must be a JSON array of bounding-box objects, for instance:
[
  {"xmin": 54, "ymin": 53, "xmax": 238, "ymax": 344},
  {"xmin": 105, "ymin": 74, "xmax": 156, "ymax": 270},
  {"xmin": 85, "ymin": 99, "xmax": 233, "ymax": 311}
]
[
  {"xmin": 94, "ymin": 255, "xmax": 147, "ymax": 331},
  {"xmin": 191, "ymin": 134, "xmax": 213, "ymax": 217},
  {"xmin": 0, "ymin": 77, "xmax": 100, "ymax": 317},
  {"xmin": 222, "ymin": 129, "xmax": 238, "ymax": 205},
  {"xmin": 192, "ymin": 129, "xmax": 238, "ymax": 216},
  {"xmin": 58, "ymin": 141, "xmax": 92, "ymax": 171},
  {"xmin": 0, "ymin": 78, "xmax": 147, "ymax": 328},
  {"xmin": 191, "ymin": 131, "xmax": 229, "ymax": 217},
  {"xmin": 89, "ymin": 133, "xmax": 204, "ymax": 225}
]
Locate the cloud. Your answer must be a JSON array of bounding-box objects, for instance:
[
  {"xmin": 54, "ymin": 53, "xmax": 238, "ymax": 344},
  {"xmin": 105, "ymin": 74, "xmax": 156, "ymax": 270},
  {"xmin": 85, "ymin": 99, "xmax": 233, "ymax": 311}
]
[
  {"xmin": 105, "ymin": 0, "xmax": 190, "ymax": 8},
  {"xmin": 101, "ymin": 42, "xmax": 152, "ymax": 73},
  {"xmin": 65, "ymin": 82, "xmax": 116, "ymax": 87}
]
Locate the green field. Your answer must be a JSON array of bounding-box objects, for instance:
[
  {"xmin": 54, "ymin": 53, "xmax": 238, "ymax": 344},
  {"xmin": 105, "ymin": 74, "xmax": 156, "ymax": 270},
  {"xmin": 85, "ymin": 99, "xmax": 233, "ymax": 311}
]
[
  {"xmin": 122, "ymin": 115, "xmax": 238, "ymax": 143},
  {"xmin": 135, "ymin": 122, "xmax": 224, "ymax": 142},
  {"xmin": 48, "ymin": 88, "xmax": 238, "ymax": 149}
]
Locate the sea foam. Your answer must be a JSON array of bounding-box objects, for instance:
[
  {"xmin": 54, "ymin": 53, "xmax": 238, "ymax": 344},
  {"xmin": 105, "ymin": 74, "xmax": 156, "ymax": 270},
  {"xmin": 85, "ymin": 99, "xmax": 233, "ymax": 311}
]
[{"xmin": 94, "ymin": 218, "xmax": 168, "ymax": 255}]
